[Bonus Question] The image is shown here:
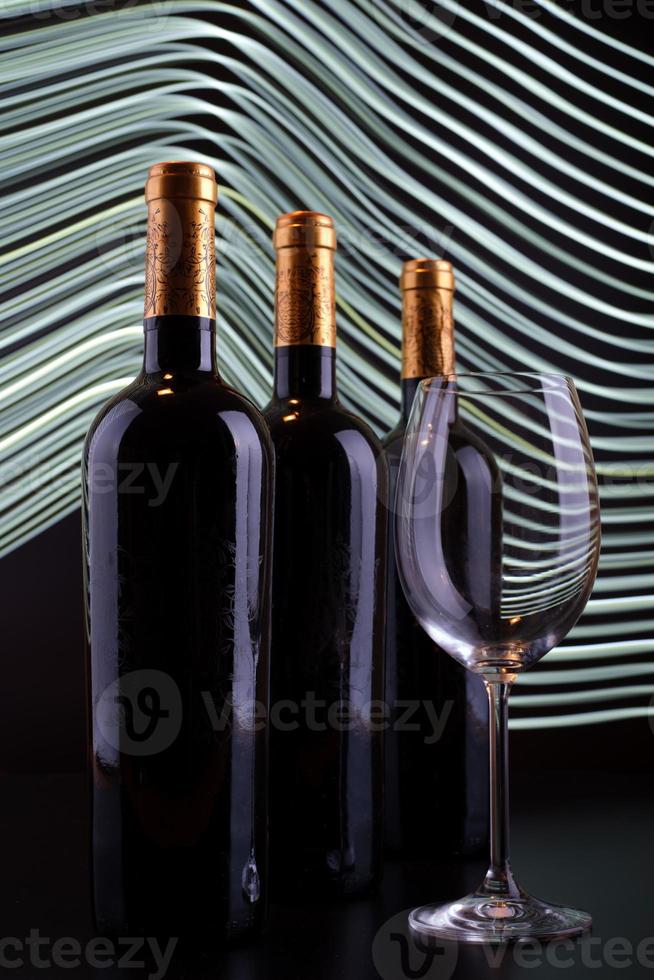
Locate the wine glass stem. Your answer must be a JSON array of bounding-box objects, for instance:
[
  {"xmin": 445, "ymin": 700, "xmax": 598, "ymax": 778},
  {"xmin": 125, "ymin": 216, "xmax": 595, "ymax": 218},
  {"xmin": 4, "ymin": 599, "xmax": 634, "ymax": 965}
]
[{"xmin": 483, "ymin": 679, "xmax": 519, "ymax": 899}]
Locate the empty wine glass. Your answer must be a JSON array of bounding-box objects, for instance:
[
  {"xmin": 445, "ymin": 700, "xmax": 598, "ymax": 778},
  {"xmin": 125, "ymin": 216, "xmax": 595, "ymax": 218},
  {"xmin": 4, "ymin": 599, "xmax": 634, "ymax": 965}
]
[{"xmin": 395, "ymin": 373, "xmax": 601, "ymax": 943}]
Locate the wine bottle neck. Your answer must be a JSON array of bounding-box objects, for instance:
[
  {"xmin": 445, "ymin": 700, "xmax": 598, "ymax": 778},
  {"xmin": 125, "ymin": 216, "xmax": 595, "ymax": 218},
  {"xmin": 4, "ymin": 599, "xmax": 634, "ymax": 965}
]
[
  {"xmin": 274, "ymin": 236, "xmax": 337, "ymax": 345},
  {"xmin": 400, "ymin": 377, "xmax": 422, "ymax": 420},
  {"xmin": 272, "ymin": 232, "xmax": 337, "ymax": 401},
  {"xmin": 273, "ymin": 346, "xmax": 337, "ymax": 401},
  {"xmin": 143, "ymin": 194, "xmax": 216, "ymax": 321},
  {"xmin": 141, "ymin": 171, "xmax": 219, "ymax": 378},
  {"xmin": 143, "ymin": 317, "xmax": 218, "ymax": 376},
  {"xmin": 401, "ymin": 284, "xmax": 455, "ymax": 383}
]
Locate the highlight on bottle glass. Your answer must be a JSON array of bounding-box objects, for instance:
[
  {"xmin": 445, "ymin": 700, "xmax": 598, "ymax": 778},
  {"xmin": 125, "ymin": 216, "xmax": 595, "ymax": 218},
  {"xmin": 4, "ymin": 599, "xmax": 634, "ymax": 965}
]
[{"xmin": 394, "ymin": 372, "xmax": 601, "ymax": 943}]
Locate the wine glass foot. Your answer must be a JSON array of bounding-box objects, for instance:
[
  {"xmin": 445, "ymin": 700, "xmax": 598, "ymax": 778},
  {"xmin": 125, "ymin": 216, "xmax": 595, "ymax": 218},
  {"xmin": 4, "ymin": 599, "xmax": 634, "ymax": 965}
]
[{"xmin": 409, "ymin": 891, "xmax": 591, "ymax": 944}]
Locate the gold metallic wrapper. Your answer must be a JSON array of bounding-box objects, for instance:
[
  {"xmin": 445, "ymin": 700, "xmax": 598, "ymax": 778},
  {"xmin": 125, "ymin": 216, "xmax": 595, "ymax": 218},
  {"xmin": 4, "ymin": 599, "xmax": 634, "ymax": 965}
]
[
  {"xmin": 143, "ymin": 162, "xmax": 218, "ymax": 319},
  {"xmin": 274, "ymin": 212, "xmax": 337, "ymax": 348},
  {"xmin": 401, "ymin": 258, "xmax": 455, "ymax": 380}
]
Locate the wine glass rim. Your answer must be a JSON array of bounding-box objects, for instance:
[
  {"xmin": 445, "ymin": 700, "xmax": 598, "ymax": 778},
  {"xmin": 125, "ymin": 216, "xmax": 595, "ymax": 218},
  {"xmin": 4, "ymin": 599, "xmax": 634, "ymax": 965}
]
[{"xmin": 419, "ymin": 371, "xmax": 575, "ymax": 395}]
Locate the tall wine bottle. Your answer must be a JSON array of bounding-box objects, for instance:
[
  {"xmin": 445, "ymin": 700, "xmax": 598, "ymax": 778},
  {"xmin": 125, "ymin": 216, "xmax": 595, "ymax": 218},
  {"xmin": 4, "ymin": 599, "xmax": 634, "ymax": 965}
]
[
  {"xmin": 83, "ymin": 163, "xmax": 274, "ymax": 942},
  {"xmin": 383, "ymin": 258, "xmax": 489, "ymax": 857},
  {"xmin": 265, "ymin": 212, "xmax": 388, "ymax": 897}
]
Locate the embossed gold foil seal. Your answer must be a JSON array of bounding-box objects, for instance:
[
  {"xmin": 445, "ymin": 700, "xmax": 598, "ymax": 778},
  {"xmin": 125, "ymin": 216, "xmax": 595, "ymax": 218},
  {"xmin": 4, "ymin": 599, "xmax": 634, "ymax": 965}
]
[
  {"xmin": 273, "ymin": 211, "xmax": 337, "ymax": 348},
  {"xmin": 400, "ymin": 258, "xmax": 456, "ymax": 380},
  {"xmin": 144, "ymin": 162, "xmax": 218, "ymax": 319}
]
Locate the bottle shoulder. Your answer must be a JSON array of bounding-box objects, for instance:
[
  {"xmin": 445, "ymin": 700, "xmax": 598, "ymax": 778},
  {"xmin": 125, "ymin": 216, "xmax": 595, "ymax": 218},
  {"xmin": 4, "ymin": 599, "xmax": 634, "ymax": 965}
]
[
  {"xmin": 264, "ymin": 402, "xmax": 386, "ymax": 479},
  {"xmin": 84, "ymin": 374, "xmax": 273, "ymax": 463},
  {"xmin": 265, "ymin": 397, "xmax": 384, "ymax": 456},
  {"xmin": 83, "ymin": 377, "xmax": 142, "ymax": 455}
]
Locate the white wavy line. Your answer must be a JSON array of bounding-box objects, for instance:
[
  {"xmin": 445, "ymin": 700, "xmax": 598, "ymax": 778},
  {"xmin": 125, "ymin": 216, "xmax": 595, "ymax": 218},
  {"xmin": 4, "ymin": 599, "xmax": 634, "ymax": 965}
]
[{"xmin": 510, "ymin": 706, "xmax": 654, "ymax": 729}]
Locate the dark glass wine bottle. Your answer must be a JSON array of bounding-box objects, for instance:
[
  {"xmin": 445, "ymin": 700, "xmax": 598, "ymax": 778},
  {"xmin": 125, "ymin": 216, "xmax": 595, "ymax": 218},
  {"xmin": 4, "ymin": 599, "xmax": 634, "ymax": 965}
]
[
  {"xmin": 383, "ymin": 259, "xmax": 489, "ymax": 857},
  {"xmin": 83, "ymin": 163, "xmax": 274, "ymax": 943},
  {"xmin": 265, "ymin": 212, "xmax": 388, "ymax": 897}
]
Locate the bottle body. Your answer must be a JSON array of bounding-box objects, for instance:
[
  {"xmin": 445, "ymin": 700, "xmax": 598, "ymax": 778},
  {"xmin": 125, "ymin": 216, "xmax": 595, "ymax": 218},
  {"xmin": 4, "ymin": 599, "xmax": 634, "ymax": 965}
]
[
  {"xmin": 83, "ymin": 165, "xmax": 273, "ymax": 943},
  {"xmin": 84, "ymin": 353, "xmax": 273, "ymax": 939},
  {"xmin": 383, "ymin": 261, "xmax": 489, "ymax": 858},
  {"xmin": 265, "ymin": 214, "xmax": 387, "ymax": 896}
]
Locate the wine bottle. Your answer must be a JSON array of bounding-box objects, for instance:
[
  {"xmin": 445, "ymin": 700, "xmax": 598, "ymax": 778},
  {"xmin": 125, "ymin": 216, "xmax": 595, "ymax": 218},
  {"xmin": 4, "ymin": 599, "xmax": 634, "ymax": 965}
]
[
  {"xmin": 264, "ymin": 212, "xmax": 388, "ymax": 897},
  {"xmin": 83, "ymin": 163, "xmax": 274, "ymax": 943},
  {"xmin": 383, "ymin": 258, "xmax": 489, "ymax": 857}
]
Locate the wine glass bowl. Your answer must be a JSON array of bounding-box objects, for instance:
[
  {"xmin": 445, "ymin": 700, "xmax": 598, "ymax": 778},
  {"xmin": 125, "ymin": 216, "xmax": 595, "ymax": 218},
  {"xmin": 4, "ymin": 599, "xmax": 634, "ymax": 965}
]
[
  {"xmin": 396, "ymin": 373, "xmax": 601, "ymax": 681},
  {"xmin": 395, "ymin": 372, "xmax": 601, "ymax": 943}
]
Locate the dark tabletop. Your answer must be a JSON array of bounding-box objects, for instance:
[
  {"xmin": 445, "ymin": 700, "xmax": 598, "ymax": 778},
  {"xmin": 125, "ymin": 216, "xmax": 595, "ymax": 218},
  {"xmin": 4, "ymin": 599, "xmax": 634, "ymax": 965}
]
[{"xmin": 1, "ymin": 769, "xmax": 651, "ymax": 979}]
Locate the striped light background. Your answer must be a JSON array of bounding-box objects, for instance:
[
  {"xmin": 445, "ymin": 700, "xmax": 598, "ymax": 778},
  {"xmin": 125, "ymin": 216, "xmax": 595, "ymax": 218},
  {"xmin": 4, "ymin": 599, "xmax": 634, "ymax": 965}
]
[{"xmin": 1, "ymin": 0, "xmax": 652, "ymax": 730}]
